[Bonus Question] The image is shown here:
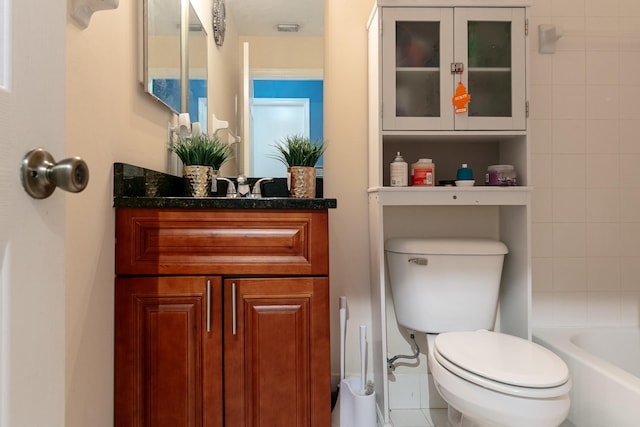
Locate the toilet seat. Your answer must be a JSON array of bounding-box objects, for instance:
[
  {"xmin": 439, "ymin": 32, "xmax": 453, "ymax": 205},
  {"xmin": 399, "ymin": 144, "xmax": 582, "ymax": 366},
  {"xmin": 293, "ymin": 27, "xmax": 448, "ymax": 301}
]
[{"xmin": 434, "ymin": 330, "xmax": 571, "ymax": 398}]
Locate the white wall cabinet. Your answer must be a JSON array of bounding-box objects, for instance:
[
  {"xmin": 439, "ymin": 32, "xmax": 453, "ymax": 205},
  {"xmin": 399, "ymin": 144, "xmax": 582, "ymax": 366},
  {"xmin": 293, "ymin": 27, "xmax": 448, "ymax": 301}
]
[
  {"xmin": 367, "ymin": 2, "xmax": 531, "ymax": 426},
  {"xmin": 382, "ymin": 7, "xmax": 526, "ymax": 132}
]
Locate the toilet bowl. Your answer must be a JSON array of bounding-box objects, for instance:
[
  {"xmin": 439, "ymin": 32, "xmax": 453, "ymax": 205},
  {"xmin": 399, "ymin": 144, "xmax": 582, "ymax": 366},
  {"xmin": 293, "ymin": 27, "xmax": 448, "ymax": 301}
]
[
  {"xmin": 427, "ymin": 331, "xmax": 571, "ymax": 427},
  {"xmin": 385, "ymin": 238, "xmax": 571, "ymax": 427}
]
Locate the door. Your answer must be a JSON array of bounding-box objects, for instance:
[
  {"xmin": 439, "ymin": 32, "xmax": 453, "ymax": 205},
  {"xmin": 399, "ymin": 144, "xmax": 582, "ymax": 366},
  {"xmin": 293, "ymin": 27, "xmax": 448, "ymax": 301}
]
[
  {"xmin": 224, "ymin": 277, "xmax": 331, "ymax": 427},
  {"xmin": 115, "ymin": 276, "xmax": 223, "ymax": 427},
  {"xmin": 0, "ymin": 0, "xmax": 66, "ymax": 425},
  {"xmin": 250, "ymin": 98, "xmax": 310, "ymax": 177}
]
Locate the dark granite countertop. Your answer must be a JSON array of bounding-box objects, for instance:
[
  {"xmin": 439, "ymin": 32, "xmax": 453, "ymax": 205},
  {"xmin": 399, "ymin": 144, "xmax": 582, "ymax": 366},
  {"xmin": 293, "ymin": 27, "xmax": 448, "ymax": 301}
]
[{"xmin": 113, "ymin": 163, "xmax": 337, "ymax": 210}]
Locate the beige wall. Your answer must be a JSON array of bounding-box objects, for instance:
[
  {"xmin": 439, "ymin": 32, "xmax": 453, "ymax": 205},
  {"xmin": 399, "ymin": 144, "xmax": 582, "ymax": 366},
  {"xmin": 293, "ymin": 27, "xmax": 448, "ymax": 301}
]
[
  {"xmin": 65, "ymin": 1, "xmax": 173, "ymax": 425},
  {"xmin": 64, "ymin": 1, "xmax": 374, "ymax": 425},
  {"xmin": 148, "ymin": 35, "xmax": 181, "ymax": 72},
  {"xmin": 241, "ymin": 36, "xmax": 324, "ymax": 71},
  {"xmin": 324, "ymin": 0, "xmax": 376, "ymax": 383},
  {"xmin": 207, "ymin": 0, "xmax": 238, "ymax": 122}
]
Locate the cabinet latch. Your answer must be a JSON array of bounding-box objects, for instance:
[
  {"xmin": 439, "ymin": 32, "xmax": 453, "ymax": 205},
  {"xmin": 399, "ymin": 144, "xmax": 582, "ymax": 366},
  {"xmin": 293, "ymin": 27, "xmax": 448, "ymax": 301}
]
[{"xmin": 450, "ymin": 62, "xmax": 464, "ymax": 74}]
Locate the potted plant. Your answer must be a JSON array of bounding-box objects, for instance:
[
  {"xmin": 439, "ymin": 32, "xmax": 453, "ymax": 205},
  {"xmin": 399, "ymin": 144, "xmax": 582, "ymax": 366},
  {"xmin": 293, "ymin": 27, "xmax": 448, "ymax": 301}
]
[
  {"xmin": 272, "ymin": 134, "xmax": 326, "ymax": 198},
  {"xmin": 169, "ymin": 133, "xmax": 232, "ymax": 197}
]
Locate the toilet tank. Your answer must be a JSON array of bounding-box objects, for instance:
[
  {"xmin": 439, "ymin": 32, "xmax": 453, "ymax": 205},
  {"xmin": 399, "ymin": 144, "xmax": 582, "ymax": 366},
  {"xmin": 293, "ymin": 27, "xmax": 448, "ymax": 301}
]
[{"xmin": 385, "ymin": 238, "xmax": 508, "ymax": 333}]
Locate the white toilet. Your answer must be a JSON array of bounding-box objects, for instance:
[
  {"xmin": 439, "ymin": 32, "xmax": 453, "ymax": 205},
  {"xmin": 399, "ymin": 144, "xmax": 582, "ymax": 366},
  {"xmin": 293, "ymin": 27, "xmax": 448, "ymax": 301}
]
[{"xmin": 385, "ymin": 238, "xmax": 571, "ymax": 427}]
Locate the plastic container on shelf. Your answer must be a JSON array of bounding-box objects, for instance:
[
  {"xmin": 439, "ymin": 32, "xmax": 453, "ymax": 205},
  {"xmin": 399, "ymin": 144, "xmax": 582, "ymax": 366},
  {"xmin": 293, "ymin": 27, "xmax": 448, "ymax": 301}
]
[
  {"xmin": 456, "ymin": 163, "xmax": 474, "ymax": 181},
  {"xmin": 410, "ymin": 158, "xmax": 435, "ymax": 186},
  {"xmin": 455, "ymin": 163, "xmax": 475, "ymax": 186},
  {"xmin": 486, "ymin": 165, "xmax": 517, "ymax": 186}
]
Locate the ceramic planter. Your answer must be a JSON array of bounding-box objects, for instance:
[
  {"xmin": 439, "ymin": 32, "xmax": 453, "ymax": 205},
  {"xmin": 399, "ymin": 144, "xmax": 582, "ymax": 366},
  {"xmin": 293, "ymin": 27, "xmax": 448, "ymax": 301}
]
[
  {"xmin": 288, "ymin": 166, "xmax": 316, "ymax": 198},
  {"xmin": 183, "ymin": 165, "xmax": 214, "ymax": 197}
]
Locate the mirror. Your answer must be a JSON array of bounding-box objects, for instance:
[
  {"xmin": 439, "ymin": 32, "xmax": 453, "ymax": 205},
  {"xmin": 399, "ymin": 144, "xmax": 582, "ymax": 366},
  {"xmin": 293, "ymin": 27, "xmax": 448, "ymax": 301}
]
[
  {"xmin": 143, "ymin": 0, "xmax": 181, "ymax": 113},
  {"xmin": 142, "ymin": 0, "xmax": 207, "ymax": 130},
  {"xmin": 227, "ymin": 0, "xmax": 324, "ymax": 177},
  {"xmin": 187, "ymin": 4, "xmax": 208, "ymax": 132}
]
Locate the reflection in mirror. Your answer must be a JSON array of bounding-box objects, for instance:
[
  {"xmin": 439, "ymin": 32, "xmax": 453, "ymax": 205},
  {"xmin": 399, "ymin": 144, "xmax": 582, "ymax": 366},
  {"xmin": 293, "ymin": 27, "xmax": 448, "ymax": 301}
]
[
  {"xmin": 228, "ymin": 0, "xmax": 324, "ymax": 177},
  {"xmin": 142, "ymin": 0, "xmax": 207, "ymax": 129},
  {"xmin": 188, "ymin": 3, "xmax": 208, "ymax": 133},
  {"xmin": 144, "ymin": 0, "xmax": 181, "ymax": 114}
]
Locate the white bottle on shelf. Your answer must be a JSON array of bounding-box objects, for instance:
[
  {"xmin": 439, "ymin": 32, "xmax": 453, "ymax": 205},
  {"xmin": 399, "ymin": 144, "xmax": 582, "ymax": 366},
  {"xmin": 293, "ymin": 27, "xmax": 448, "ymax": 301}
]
[{"xmin": 390, "ymin": 152, "xmax": 408, "ymax": 187}]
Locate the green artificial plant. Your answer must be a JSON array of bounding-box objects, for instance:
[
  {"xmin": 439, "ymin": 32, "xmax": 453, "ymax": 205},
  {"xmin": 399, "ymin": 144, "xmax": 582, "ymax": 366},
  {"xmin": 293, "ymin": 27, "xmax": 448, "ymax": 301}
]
[
  {"xmin": 271, "ymin": 134, "xmax": 326, "ymax": 167},
  {"xmin": 169, "ymin": 133, "xmax": 232, "ymax": 170}
]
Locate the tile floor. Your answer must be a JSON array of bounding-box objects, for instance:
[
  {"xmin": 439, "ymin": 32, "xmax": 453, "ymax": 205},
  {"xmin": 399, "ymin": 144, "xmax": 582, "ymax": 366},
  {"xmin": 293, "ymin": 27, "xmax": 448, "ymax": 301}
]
[
  {"xmin": 389, "ymin": 409, "xmax": 447, "ymax": 427},
  {"xmin": 388, "ymin": 409, "xmax": 577, "ymax": 427}
]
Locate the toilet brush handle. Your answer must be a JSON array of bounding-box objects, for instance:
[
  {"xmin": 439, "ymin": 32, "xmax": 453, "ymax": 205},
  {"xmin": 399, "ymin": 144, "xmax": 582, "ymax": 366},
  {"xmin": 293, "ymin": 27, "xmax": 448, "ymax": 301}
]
[
  {"xmin": 360, "ymin": 325, "xmax": 366, "ymax": 393},
  {"xmin": 339, "ymin": 296, "xmax": 346, "ymax": 381}
]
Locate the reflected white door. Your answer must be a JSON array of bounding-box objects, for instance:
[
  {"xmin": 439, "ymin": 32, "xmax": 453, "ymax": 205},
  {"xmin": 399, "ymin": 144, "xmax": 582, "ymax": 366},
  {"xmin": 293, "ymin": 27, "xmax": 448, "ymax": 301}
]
[
  {"xmin": 0, "ymin": 0, "xmax": 66, "ymax": 425},
  {"xmin": 250, "ymin": 98, "xmax": 310, "ymax": 177}
]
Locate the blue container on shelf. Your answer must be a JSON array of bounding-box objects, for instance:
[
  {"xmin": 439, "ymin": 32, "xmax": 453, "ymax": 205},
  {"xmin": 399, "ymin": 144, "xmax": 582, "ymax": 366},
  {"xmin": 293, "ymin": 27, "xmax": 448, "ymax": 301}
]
[{"xmin": 456, "ymin": 163, "xmax": 473, "ymax": 181}]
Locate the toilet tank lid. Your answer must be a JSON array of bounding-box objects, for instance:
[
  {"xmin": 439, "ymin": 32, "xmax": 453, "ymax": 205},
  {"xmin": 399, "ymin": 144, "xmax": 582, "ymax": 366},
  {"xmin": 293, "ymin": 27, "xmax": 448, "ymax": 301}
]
[{"xmin": 385, "ymin": 238, "xmax": 508, "ymax": 255}]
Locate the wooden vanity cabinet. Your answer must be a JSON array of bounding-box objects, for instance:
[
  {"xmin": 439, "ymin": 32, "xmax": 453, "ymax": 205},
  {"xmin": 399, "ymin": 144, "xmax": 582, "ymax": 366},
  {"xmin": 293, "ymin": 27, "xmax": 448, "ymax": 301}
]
[{"xmin": 115, "ymin": 208, "xmax": 331, "ymax": 427}]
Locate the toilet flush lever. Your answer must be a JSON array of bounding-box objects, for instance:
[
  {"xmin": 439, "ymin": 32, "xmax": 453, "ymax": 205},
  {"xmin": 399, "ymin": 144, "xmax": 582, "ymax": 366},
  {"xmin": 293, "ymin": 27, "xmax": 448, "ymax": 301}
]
[
  {"xmin": 408, "ymin": 257, "xmax": 428, "ymax": 266},
  {"xmin": 21, "ymin": 148, "xmax": 89, "ymax": 199}
]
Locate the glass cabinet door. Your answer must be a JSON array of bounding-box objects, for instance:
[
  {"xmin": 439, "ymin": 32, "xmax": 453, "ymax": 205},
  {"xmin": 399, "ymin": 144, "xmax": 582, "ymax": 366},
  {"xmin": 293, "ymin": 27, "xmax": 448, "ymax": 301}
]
[
  {"xmin": 382, "ymin": 8, "xmax": 454, "ymax": 131},
  {"xmin": 454, "ymin": 8, "xmax": 526, "ymax": 131}
]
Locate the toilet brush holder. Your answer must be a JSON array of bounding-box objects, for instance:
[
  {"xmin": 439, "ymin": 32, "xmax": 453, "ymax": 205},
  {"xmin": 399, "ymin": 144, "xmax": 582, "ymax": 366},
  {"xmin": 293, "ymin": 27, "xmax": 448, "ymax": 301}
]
[{"xmin": 339, "ymin": 376, "xmax": 376, "ymax": 427}]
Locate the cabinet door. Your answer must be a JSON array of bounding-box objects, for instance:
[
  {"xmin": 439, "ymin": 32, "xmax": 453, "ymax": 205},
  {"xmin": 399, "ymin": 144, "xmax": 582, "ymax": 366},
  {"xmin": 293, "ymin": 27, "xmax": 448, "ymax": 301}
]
[
  {"xmin": 453, "ymin": 8, "xmax": 526, "ymax": 131},
  {"xmin": 382, "ymin": 7, "xmax": 454, "ymax": 131},
  {"xmin": 115, "ymin": 276, "xmax": 223, "ymax": 427},
  {"xmin": 224, "ymin": 277, "xmax": 330, "ymax": 427}
]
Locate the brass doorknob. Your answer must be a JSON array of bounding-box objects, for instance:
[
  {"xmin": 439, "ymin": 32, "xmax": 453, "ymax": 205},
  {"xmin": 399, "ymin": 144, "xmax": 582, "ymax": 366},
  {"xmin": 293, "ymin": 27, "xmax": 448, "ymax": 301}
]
[{"xmin": 21, "ymin": 148, "xmax": 89, "ymax": 199}]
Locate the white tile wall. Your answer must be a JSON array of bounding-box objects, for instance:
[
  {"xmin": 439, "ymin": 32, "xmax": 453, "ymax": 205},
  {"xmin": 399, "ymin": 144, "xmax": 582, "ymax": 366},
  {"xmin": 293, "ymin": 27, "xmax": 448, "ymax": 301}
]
[{"xmin": 531, "ymin": 0, "xmax": 640, "ymax": 328}]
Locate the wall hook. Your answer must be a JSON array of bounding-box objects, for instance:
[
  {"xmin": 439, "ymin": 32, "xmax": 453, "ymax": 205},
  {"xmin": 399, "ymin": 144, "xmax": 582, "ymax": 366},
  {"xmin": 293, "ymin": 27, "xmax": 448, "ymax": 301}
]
[{"xmin": 538, "ymin": 24, "xmax": 564, "ymax": 54}]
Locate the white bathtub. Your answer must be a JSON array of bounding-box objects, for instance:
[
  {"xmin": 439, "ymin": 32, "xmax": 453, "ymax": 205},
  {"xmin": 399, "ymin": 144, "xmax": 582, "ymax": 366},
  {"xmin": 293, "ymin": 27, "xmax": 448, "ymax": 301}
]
[{"xmin": 533, "ymin": 327, "xmax": 640, "ymax": 427}]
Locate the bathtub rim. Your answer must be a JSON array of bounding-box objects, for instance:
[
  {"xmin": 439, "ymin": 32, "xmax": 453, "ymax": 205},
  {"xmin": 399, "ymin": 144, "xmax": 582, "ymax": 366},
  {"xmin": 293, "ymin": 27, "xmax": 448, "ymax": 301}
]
[{"xmin": 533, "ymin": 326, "xmax": 640, "ymax": 395}]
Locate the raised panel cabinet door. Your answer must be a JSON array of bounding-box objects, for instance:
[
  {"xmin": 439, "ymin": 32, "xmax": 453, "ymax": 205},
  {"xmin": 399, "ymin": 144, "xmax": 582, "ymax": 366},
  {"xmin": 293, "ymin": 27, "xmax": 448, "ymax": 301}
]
[
  {"xmin": 115, "ymin": 276, "xmax": 223, "ymax": 427},
  {"xmin": 224, "ymin": 277, "xmax": 330, "ymax": 427}
]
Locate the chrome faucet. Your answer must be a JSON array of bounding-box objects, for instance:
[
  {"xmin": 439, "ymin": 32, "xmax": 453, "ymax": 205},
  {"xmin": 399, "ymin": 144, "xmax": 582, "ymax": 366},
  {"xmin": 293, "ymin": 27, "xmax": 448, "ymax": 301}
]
[
  {"xmin": 236, "ymin": 175, "xmax": 251, "ymax": 197},
  {"xmin": 215, "ymin": 177, "xmax": 237, "ymax": 198},
  {"xmin": 215, "ymin": 176, "xmax": 274, "ymax": 198},
  {"xmin": 251, "ymin": 177, "xmax": 274, "ymax": 198}
]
